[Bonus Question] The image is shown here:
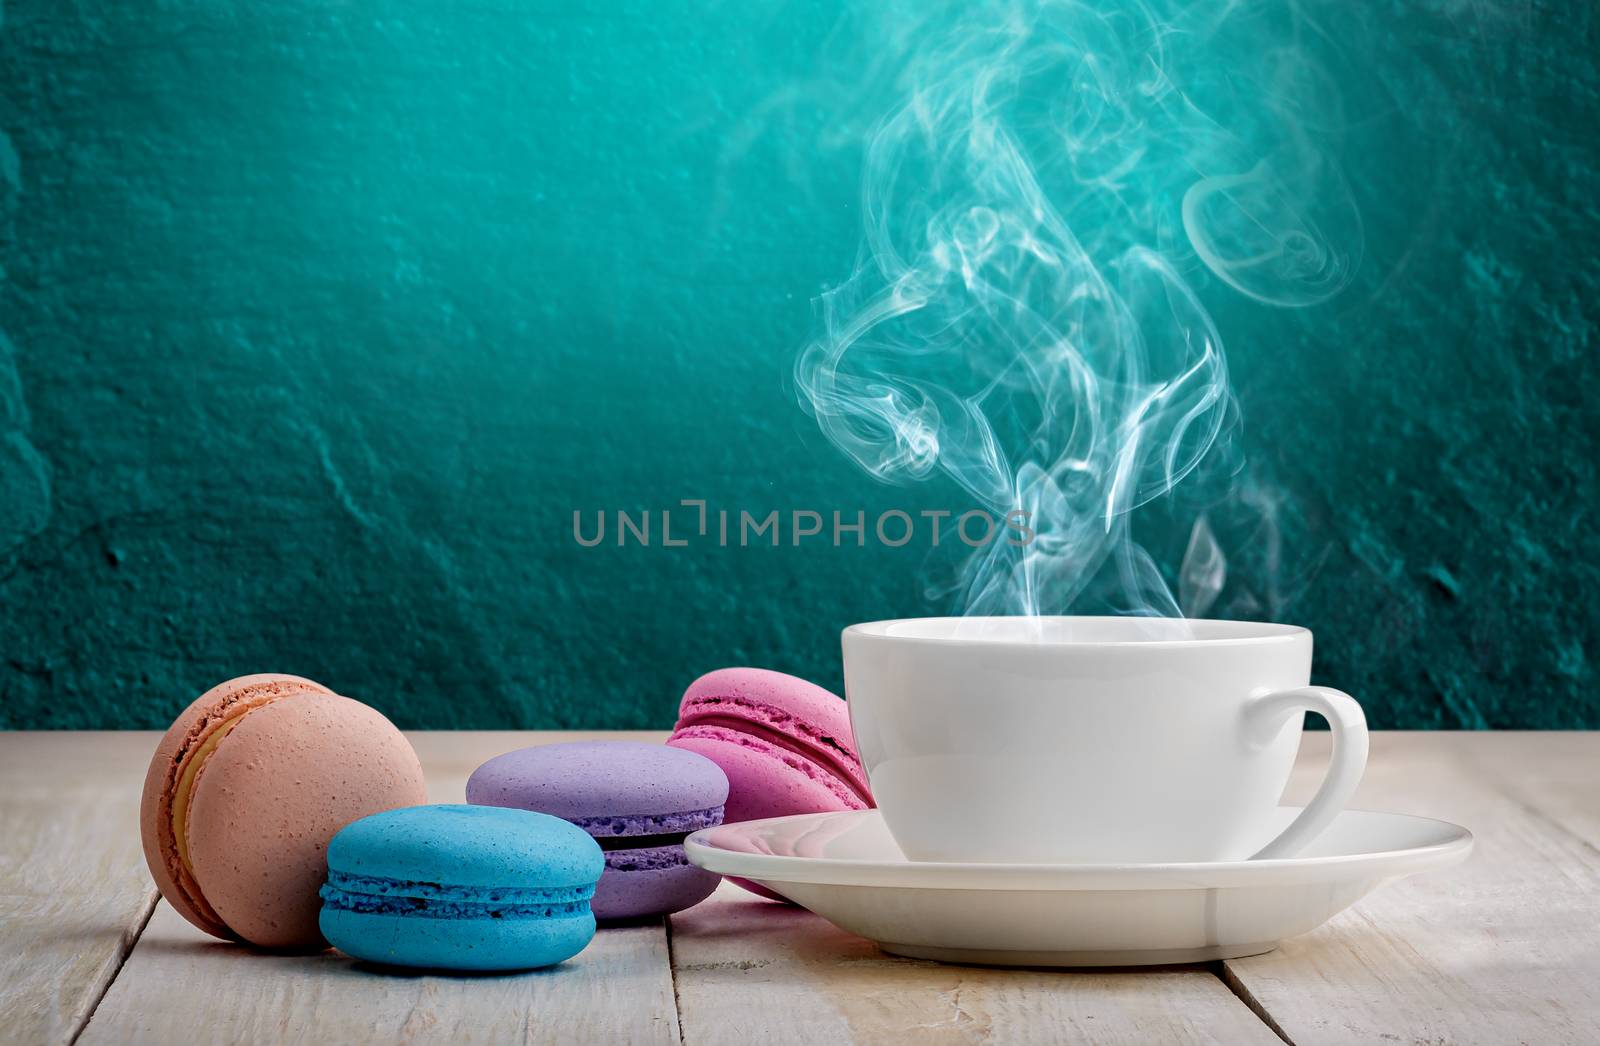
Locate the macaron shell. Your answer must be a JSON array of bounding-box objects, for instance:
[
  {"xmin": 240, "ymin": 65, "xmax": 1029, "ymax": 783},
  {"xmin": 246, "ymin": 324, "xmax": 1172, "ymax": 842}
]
[
  {"xmin": 139, "ymin": 674, "xmax": 334, "ymax": 940},
  {"xmin": 593, "ymin": 847, "xmax": 720, "ymax": 921},
  {"xmin": 465, "ymin": 741, "xmax": 729, "ymax": 821},
  {"xmin": 681, "ymin": 668, "xmax": 857, "ymax": 738},
  {"xmin": 327, "ymin": 804, "xmax": 604, "ymax": 889},
  {"xmin": 320, "ymin": 907, "xmax": 595, "ymax": 972},
  {"xmin": 186, "ymin": 693, "xmax": 427, "ymax": 949}
]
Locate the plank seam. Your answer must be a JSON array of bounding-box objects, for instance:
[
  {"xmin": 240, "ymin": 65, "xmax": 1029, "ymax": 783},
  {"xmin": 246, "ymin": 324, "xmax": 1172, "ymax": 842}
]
[
  {"xmin": 1212, "ymin": 960, "xmax": 1296, "ymax": 1045},
  {"xmin": 663, "ymin": 914, "xmax": 687, "ymax": 1046},
  {"xmin": 68, "ymin": 889, "xmax": 159, "ymax": 1046}
]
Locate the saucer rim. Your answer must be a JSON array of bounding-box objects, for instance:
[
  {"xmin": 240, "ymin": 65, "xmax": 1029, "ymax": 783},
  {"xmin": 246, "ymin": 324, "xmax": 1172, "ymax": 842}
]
[{"xmin": 684, "ymin": 807, "xmax": 1474, "ymax": 891}]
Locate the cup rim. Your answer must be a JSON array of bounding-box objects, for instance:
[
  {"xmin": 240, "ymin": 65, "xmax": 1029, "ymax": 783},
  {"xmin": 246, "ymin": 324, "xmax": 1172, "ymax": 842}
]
[{"xmin": 843, "ymin": 615, "xmax": 1308, "ymax": 649}]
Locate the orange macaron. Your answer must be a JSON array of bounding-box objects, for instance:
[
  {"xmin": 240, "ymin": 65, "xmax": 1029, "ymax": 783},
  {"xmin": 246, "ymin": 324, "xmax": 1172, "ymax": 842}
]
[{"xmin": 139, "ymin": 673, "xmax": 427, "ymax": 950}]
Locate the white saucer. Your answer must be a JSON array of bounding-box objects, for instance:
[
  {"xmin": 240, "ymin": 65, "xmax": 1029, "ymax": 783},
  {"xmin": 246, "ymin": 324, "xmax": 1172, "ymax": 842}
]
[{"xmin": 684, "ymin": 807, "xmax": 1472, "ymax": 967}]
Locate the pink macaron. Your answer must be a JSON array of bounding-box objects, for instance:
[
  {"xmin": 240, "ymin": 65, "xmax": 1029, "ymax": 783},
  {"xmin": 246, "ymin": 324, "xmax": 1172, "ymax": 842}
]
[{"xmin": 666, "ymin": 668, "xmax": 873, "ymax": 827}]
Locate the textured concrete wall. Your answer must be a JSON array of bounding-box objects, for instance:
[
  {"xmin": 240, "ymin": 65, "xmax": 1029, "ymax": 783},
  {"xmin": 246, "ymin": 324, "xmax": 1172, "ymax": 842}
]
[{"xmin": 0, "ymin": 2, "xmax": 1595, "ymax": 728}]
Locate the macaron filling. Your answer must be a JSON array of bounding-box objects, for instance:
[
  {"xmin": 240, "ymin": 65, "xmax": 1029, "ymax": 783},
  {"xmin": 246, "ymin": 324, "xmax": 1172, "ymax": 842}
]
[
  {"xmin": 673, "ymin": 723, "xmax": 871, "ymax": 809},
  {"xmin": 591, "ymin": 831, "xmax": 695, "ymax": 852},
  {"xmin": 676, "ymin": 698, "xmax": 871, "ymax": 805},
  {"xmin": 562, "ymin": 806, "xmax": 724, "ymax": 873},
  {"xmin": 570, "ymin": 805, "xmax": 722, "ymax": 860},
  {"xmin": 570, "ymin": 806, "xmax": 723, "ymax": 840},
  {"xmin": 170, "ymin": 710, "xmax": 262, "ymax": 877},
  {"xmin": 319, "ymin": 871, "xmax": 594, "ymax": 920},
  {"xmin": 603, "ymin": 844, "xmax": 695, "ymax": 873}
]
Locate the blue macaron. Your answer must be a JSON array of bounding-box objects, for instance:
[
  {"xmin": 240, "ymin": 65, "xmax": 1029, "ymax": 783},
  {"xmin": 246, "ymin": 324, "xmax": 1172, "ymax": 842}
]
[{"xmin": 319, "ymin": 804, "xmax": 604, "ymax": 971}]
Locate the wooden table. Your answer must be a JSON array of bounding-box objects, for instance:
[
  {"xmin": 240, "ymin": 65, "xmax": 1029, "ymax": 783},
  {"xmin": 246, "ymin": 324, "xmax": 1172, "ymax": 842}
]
[{"xmin": 2, "ymin": 731, "xmax": 1597, "ymax": 1045}]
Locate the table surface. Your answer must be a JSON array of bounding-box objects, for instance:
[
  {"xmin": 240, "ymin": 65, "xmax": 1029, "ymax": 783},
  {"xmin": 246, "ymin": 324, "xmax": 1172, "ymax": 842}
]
[{"xmin": 2, "ymin": 731, "xmax": 1598, "ymax": 1045}]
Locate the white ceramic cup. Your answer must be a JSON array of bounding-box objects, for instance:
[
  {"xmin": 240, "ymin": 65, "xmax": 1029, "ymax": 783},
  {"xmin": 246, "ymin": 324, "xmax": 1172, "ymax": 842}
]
[{"xmin": 841, "ymin": 616, "xmax": 1368, "ymax": 864}]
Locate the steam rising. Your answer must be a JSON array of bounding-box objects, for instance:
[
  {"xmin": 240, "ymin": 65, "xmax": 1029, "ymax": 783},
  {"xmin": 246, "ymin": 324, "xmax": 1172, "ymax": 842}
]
[{"xmin": 796, "ymin": 0, "xmax": 1361, "ymax": 617}]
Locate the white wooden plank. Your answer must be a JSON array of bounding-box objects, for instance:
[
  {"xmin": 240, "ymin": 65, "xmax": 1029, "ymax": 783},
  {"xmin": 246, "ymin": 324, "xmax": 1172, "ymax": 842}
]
[
  {"xmin": 0, "ymin": 732, "xmax": 161, "ymax": 1045},
  {"xmin": 75, "ymin": 729, "xmax": 679, "ymax": 1046},
  {"xmin": 668, "ymin": 881, "xmax": 1282, "ymax": 1045},
  {"xmin": 1443, "ymin": 732, "xmax": 1600, "ymax": 847},
  {"xmin": 1223, "ymin": 731, "xmax": 1600, "ymax": 1046},
  {"xmin": 81, "ymin": 902, "xmax": 678, "ymax": 1046}
]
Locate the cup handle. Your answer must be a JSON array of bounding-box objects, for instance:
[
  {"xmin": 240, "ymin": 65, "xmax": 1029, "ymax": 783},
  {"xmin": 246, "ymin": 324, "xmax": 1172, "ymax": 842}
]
[{"xmin": 1244, "ymin": 686, "xmax": 1369, "ymax": 860}]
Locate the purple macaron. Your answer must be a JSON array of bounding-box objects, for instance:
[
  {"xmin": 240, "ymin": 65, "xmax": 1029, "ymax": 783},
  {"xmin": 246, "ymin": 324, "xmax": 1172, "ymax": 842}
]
[{"xmin": 466, "ymin": 742, "xmax": 728, "ymax": 921}]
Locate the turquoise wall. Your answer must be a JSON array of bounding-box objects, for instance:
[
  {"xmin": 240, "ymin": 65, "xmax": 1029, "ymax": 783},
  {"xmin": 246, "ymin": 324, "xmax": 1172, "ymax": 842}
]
[{"xmin": 1, "ymin": 2, "xmax": 1595, "ymax": 728}]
